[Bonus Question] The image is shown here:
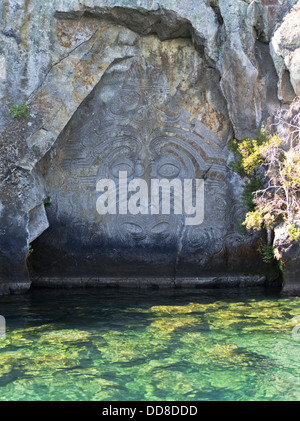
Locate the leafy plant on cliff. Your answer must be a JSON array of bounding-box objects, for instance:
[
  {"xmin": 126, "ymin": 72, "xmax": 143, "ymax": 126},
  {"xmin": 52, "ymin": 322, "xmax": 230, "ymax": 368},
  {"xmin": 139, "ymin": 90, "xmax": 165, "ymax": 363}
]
[
  {"xmin": 243, "ymin": 99, "xmax": 300, "ymax": 234},
  {"xmin": 228, "ymin": 128, "xmax": 266, "ymax": 232},
  {"xmin": 9, "ymin": 101, "xmax": 28, "ymax": 118},
  {"xmin": 229, "ymin": 96, "xmax": 300, "ymax": 263},
  {"xmin": 287, "ymin": 224, "xmax": 300, "ymax": 241},
  {"xmin": 257, "ymin": 239, "xmax": 274, "ymax": 264},
  {"xmin": 43, "ymin": 196, "xmax": 51, "ymax": 207},
  {"xmin": 228, "ymin": 128, "xmax": 268, "ymax": 178}
]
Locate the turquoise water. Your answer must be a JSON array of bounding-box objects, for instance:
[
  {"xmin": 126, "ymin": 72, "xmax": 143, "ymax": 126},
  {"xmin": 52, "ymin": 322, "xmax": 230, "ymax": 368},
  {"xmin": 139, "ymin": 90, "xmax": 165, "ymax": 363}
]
[{"xmin": 0, "ymin": 287, "xmax": 299, "ymax": 401}]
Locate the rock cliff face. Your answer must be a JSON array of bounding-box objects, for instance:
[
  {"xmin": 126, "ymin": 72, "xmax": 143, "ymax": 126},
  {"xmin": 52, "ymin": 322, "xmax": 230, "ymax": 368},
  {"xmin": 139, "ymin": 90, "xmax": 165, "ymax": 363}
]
[
  {"xmin": 274, "ymin": 223, "xmax": 300, "ymax": 295},
  {"xmin": 0, "ymin": 0, "xmax": 299, "ymax": 294}
]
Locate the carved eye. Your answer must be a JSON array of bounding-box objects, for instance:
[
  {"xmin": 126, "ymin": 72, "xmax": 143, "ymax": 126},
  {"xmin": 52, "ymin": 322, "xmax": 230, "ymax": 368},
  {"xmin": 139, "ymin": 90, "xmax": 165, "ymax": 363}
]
[
  {"xmin": 157, "ymin": 162, "xmax": 180, "ymax": 178},
  {"xmin": 110, "ymin": 161, "xmax": 135, "ymax": 178},
  {"xmin": 122, "ymin": 221, "xmax": 147, "ymax": 241},
  {"xmin": 123, "ymin": 222, "xmax": 144, "ymax": 234},
  {"xmin": 151, "ymin": 222, "xmax": 169, "ymax": 234}
]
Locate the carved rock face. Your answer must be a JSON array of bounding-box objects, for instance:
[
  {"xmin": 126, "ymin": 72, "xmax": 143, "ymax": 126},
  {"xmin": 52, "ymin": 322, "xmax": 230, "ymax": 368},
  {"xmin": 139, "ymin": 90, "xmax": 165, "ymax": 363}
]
[{"xmin": 31, "ymin": 55, "xmax": 245, "ymax": 279}]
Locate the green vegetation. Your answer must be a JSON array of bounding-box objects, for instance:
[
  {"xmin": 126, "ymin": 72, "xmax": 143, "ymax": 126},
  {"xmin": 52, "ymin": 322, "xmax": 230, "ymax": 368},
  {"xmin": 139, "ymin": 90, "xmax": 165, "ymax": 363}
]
[
  {"xmin": 43, "ymin": 196, "xmax": 51, "ymax": 207},
  {"xmin": 287, "ymin": 224, "xmax": 300, "ymax": 241},
  {"xmin": 229, "ymin": 97, "xmax": 300, "ymax": 265},
  {"xmin": 228, "ymin": 128, "xmax": 267, "ymax": 178},
  {"xmin": 0, "ymin": 292, "xmax": 299, "ymax": 401},
  {"xmin": 9, "ymin": 102, "xmax": 28, "ymax": 118},
  {"xmin": 229, "ymin": 133, "xmax": 266, "ymax": 215},
  {"xmin": 257, "ymin": 239, "xmax": 274, "ymax": 264},
  {"xmin": 228, "ymin": 128, "xmax": 268, "ymax": 240}
]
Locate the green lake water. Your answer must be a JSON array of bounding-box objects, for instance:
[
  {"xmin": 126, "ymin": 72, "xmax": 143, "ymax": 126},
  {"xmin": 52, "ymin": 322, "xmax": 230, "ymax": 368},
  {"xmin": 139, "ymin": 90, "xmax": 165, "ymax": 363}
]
[{"xmin": 0, "ymin": 287, "xmax": 299, "ymax": 401}]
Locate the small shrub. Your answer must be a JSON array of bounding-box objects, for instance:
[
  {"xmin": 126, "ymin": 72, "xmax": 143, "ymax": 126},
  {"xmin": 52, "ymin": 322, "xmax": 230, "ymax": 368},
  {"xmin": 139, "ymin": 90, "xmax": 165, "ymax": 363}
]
[
  {"xmin": 43, "ymin": 196, "xmax": 51, "ymax": 207},
  {"xmin": 9, "ymin": 102, "xmax": 28, "ymax": 118},
  {"xmin": 242, "ymin": 178, "xmax": 264, "ymax": 212},
  {"xmin": 257, "ymin": 240, "xmax": 274, "ymax": 264},
  {"xmin": 287, "ymin": 224, "xmax": 300, "ymax": 241}
]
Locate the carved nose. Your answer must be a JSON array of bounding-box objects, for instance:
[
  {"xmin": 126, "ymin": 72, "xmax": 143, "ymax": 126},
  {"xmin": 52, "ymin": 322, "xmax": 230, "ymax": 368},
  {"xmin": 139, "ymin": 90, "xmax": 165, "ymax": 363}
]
[{"xmin": 135, "ymin": 160, "xmax": 144, "ymax": 177}]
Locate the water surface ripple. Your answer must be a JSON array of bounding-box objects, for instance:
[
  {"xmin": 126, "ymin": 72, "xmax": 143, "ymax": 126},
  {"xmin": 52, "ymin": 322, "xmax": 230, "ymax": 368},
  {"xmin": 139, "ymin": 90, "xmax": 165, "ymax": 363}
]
[{"xmin": 0, "ymin": 287, "xmax": 299, "ymax": 401}]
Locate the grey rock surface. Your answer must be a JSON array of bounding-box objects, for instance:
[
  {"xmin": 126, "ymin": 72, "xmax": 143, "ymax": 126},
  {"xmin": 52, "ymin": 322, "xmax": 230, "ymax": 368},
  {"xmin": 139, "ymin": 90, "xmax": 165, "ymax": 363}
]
[
  {"xmin": 271, "ymin": 1, "xmax": 300, "ymax": 99},
  {"xmin": 274, "ymin": 223, "xmax": 300, "ymax": 295},
  {"xmin": 0, "ymin": 0, "xmax": 299, "ymax": 293}
]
